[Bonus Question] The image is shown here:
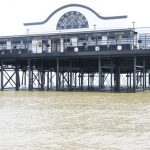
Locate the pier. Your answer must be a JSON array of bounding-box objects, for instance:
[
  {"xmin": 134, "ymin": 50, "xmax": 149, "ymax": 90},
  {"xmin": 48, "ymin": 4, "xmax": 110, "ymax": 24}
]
[
  {"xmin": 0, "ymin": 4, "xmax": 150, "ymax": 92},
  {"xmin": 0, "ymin": 44, "xmax": 150, "ymax": 92}
]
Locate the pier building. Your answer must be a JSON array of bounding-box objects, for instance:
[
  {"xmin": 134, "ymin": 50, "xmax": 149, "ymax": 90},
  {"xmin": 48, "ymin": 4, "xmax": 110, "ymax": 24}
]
[{"xmin": 0, "ymin": 4, "xmax": 150, "ymax": 92}]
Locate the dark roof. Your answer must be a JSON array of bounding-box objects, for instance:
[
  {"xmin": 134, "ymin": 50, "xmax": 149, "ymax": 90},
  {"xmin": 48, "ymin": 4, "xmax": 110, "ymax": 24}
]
[{"xmin": 0, "ymin": 28, "xmax": 133, "ymax": 41}]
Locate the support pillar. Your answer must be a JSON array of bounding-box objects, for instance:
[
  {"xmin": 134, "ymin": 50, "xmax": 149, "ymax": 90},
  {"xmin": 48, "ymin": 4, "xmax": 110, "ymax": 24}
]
[
  {"xmin": 133, "ymin": 56, "xmax": 136, "ymax": 92},
  {"xmin": 143, "ymin": 57, "xmax": 145, "ymax": 91},
  {"xmin": 41, "ymin": 61, "xmax": 45, "ymax": 91},
  {"xmin": 1, "ymin": 60, "xmax": 3, "ymax": 91},
  {"xmin": 67, "ymin": 69, "xmax": 70, "ymax": 89},
  {"xmin": 127, "ymin": 73, "xmax": 129, "ymax": 91},
  {"xmin": 114, "ymin": 67, "xmax": 120, "ymax": 92},
  {"xmin": 69, "ymin": 60, "xmax": 72, "ymax": 90},
  {"xmin": 41, "ymin": 71, "xmax": 45, "ymax": 91},
  {"xmin": 110, "ymin": 59, "xmax": 113, "ymax": 92},
  {"xmin": 28, "ymin": 59, "xmax": 33, "ymax": 91},
  {"xmin": 98, "ymin": 57, "xmax": 102, "ymax": 91},
  {"xmin": 75, "ymin": 72, "xmax": 77, "ymax": 88},
  {"xmin": 114, "ymin": 59, "xmax": 120, "ymax": 92},
  {"xmin": 62, "ymin": 73, "xmax": 64, "ymax": 88},
  {"xmin": 56, "ymin": 59, "xmax": 59, "ymax": 91},
  {"xmin": 15, "ymin": 64, "xmax": 20, "ymax": 91},
  {"xmin": 88, "ymin": 73, "xmax": 90, "ymax": 90},
  {"xmin": 81, "ymin": 69, "xmax": 84, "ymax": 90},
  {"xmin": 47, "ymin": 70, "xmax": 49, "ymax": 91},
  {"xmin": 130, "ymin": 73, "xmax": 132, "ymax": 92},
  {"xmin": 50, "ymin": 70, "xmax": 53, "ymax": 88}
]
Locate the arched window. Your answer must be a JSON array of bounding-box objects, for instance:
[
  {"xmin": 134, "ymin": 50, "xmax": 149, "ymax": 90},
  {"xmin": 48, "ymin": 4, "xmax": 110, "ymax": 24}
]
[{"xmin": 56, "ymin": 11, "xmax": 89, "ymax": 30}]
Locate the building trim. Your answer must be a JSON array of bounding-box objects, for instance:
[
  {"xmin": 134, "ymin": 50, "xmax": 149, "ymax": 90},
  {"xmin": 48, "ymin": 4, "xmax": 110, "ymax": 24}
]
[{"xmin": 24, "ymin": 4, "xmax": 127, "ymax": 26}]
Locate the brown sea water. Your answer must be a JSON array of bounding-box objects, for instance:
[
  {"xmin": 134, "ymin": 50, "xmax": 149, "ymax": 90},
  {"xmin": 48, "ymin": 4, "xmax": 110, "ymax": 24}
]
[{"xmin": 0, "ymin": 91, "xmax": 150, "ymax": 150}]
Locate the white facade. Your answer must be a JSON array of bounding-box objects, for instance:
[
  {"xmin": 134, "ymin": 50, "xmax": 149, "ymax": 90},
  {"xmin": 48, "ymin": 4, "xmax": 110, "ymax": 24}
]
[
  {"xmin": 24, "ymin": 4, "xmax": 129, "ymax": 34},
  {"xmin": 0, "ymin": 4, "xmax": 135, "ymax": 53}
]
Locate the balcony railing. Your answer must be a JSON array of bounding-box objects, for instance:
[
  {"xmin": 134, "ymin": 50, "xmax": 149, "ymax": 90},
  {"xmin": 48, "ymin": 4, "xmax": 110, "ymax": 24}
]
[{"xmin": 0, "ymin": 37, "xmax": 147, "ymax": 55}]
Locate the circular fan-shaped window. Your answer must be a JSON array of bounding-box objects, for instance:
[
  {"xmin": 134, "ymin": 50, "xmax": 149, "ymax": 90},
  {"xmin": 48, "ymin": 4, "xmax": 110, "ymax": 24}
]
[{"xmin": 57, "ymin": 11, "xmax": 89, "ymax": 30}]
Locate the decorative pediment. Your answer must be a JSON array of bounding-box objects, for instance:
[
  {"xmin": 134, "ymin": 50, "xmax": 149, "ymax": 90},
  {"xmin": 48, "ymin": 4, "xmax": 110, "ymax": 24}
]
[{"xmin": 24, "ymin": 4, "xmax": 127, "ymax": 27}]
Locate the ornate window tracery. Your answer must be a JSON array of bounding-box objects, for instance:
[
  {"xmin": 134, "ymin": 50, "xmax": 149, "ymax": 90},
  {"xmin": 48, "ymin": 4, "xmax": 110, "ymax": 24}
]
[{"xmin": 56, "ymin": 11, "xmax": 89, "ymax": 30}]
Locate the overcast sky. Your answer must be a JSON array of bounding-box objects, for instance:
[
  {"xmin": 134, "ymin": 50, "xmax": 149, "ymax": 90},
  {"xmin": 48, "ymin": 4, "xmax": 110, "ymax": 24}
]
[{"xmin": 0, "ymin": 0, "xmax": 150, "ymax": 35}]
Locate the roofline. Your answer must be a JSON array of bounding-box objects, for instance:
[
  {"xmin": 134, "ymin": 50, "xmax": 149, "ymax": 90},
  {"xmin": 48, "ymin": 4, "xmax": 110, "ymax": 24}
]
[
  {"xmin": 0, "ymin": 28, "xmax": 133, "ymax": 40},
  {"xmin": 24, "ymin": 4, "xmax": 127, "ymax": 26}
]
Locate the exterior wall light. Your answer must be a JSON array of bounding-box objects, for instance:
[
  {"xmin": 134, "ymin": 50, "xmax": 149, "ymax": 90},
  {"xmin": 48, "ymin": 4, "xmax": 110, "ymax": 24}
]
[
  {"xmin": 74, "ymin": 47, "xmax": 79, "ymax": 52},
  {"xmin": 117, "ymin": 45, "xmax": 122, "ymax": 50},
  {"xmin": 95, "ymin": 46, "xmax": 100, "ymax": 51}
]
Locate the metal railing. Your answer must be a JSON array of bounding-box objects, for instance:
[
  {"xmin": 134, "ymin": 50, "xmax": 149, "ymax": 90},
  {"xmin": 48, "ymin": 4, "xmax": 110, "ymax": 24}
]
[{"xmin": 0, "ymin": 37, "xmax": 147, "ymax": 55}]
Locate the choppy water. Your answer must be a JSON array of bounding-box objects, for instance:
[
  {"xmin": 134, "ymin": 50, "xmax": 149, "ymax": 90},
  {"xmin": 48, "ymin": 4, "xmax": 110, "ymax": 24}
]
[{"xmin": 0, "ymin": 91, "xmax": 150, "ymax": 150}]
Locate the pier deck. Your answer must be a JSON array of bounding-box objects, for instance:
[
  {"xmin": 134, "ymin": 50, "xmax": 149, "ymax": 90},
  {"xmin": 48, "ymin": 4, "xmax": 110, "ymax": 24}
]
[{"xmin": 1, "ymin": 49, "xmax": 150, "ymax": 92}]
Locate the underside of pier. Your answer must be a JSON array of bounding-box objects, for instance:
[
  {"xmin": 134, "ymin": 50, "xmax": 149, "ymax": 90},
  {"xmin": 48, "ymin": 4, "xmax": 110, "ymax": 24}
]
[{"xmin": 1, "ymin": 50, "xmax": 150, "ymax": 92}]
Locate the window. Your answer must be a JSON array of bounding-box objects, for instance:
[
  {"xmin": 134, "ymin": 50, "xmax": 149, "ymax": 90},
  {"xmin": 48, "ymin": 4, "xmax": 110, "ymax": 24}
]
[{"xmin": 57, "ymin": 11, "xmax": 89, "ymax": 30}]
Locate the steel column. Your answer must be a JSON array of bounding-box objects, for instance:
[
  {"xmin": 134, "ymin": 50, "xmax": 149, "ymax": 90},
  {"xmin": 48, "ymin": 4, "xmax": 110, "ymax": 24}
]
[
  {"xmin": 143, "ymin": 57, "xmax": 145, "ymax": 91},
  {"xmin": 47, "ymin": 70, "xmax": 49, "ymax": 91},
  {"xmin": 133, "ymin": 56, "xmax": 137, "ymax": 92},
  {"xmin": 110, "ymin": 59, "xmax": 113, "ymax": 92},
  {"xmin": 41, "ymin": 61, "xmax": 45, "ymax": 91},
  {"xmin": 1, "ymin": 60, "xmax": 3, "ymax": 91},
  {"xmin": 98, "ymin": 57, "xmax": 102, "ymax": 91},
  {"xmin": 69, "ymin": 60, "xmax": 72, "ymax": 90},
  {"xmin": 28, "ymin": 59, "xmax": 33, "ymax": 91},
  {"xmin": 56, "ymin": 59, "xmax": 59, "ymax": 91},
  {"xmin": 15, "ymin": 64, "xmax": 20, "ymax": 91}
]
